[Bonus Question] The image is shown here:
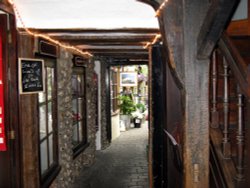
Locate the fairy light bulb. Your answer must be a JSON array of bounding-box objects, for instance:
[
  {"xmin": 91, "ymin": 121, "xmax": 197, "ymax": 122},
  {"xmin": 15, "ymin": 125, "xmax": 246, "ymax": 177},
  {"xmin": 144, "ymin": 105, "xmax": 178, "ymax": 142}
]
[{"xmin": 143, "ymin": 34, "xmax": 161, "ymax": 49}]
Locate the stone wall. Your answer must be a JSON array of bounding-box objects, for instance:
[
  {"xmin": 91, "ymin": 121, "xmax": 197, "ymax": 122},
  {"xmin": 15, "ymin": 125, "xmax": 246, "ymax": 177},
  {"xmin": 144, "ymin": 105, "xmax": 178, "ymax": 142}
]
[
  {"xmin": 72, "ymin": 58, "xmax": 97, "ymax": 169},
  {"xmin": 52, "ymin": 49, "xmax": 97, "ymax": 187},
  {"xmin": 100, "ymin": 59, "xmax": 110, "ymax": 149}
]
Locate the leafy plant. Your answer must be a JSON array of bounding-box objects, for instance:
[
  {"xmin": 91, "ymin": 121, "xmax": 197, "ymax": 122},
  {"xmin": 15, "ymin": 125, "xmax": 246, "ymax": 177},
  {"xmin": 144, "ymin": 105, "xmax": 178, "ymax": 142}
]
[
  {"xmin": 118, "ymin": 95, "xmax": 136, "ymax": 115},
  {"xmin": 136, "ymin": 103, "xmax": 146, "ymax": 113}
]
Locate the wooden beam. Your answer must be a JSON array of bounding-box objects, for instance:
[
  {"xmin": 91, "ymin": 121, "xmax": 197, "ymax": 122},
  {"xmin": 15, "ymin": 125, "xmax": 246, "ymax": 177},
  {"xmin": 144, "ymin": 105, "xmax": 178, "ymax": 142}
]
[
  {"xmin": 26, "ymin": 28, "xmax": 159, "ymax": 47},
  {"xmin": 197, "ymin": 0, "xmax": 239, "ymax": 59},
  {"xmin": 108, "ymin": 59, "xmax": 148, "ymax": 66},
  {"xmin": 29, "ymin": 28, "xmax": 159, "ymax": 34},
  {"xmin": 218, "ymin": 33, "xmax": 250, "ymax": 99},
  {"xmin": 94, "ymin": 52, "xmax": 148, "ymax": 59},
  {"xmin": 78, "ymin": 44, "xmax": 144, "ymax": 50},
  {"xmin": 19, "ymin": 29, "xmax": 155, "ymax": 60},
  {"xmin": 88, "ymin": 49, "xmax": 146, "ymax": 53},
  {"xmin": 50, "ymin": 35, "xmax": 156, "ymax": 45},
  {"xmin": 76, "ymin": 42, "xmax": 146, "ymax": 46}
]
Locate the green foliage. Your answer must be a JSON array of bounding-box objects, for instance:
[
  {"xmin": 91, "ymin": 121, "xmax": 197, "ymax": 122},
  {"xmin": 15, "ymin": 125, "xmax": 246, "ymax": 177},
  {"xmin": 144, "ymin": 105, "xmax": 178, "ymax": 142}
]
[
  {"xmin": 118, "ymin": 95, "xmax": 136, "ymax": 115},
  {"xmin": 136, "ymin": 103, "xmax": 146, "ymax": 113}
]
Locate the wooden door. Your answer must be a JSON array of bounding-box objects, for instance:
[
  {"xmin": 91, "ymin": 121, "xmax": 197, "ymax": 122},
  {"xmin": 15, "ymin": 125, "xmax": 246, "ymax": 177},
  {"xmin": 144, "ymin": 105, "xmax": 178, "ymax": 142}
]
[
  {"xmin": 152, "ymin": 44, "xmax": 184, "ymax": 187},
  {"xmin": 151, "ymin": 44, "xmax": 165, "ymax": 187},
  {"xmin": 0, "ymin": 14, "xmax": 20, "ymax": 188}
]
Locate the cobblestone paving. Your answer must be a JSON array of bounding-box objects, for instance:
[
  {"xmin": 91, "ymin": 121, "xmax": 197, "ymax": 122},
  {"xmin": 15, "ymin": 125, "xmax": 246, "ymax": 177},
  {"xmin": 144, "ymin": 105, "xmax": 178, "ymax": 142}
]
[{"xmin": 73, "ymin": 122, "xmax": 149, "ymax": 188}]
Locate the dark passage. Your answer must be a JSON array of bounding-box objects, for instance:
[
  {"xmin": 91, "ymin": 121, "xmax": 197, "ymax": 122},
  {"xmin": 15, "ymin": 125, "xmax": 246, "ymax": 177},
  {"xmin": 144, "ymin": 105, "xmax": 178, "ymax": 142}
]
[{"xmin": 73, "ymin": 123, "xmax": 149, "ymax": 188}]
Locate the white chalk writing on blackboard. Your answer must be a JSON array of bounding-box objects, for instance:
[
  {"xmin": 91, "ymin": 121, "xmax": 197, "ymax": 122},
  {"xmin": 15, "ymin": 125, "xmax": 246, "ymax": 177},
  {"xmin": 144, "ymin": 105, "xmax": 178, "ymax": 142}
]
[{"xmin": 19, "ymin": 58, "xmax": 45, "ymax": 94}]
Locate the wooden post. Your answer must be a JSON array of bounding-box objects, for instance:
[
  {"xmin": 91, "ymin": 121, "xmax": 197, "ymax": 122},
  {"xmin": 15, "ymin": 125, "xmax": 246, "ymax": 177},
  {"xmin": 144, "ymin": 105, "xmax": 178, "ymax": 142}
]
[
  {"xmin": 222, "ymin": 57, "xmax": 231, "ymax": 158},
  {"xmin": 211, "ymin": 50, "xmax": 219, "ymax": 128},
  {"xmin": 158, "ymin": 1, "xmax": 210, "ymax": 187},
  {"xmin": 18, "ymin": 34, "xmax": 40, "ymax": 188},
  {"xmin": 148, "ymin": 46, "xmax": 154, "ymax": 188},
  {"xmin": 156, "ymin": 0, "xmax": 237, "ymax": 187}
]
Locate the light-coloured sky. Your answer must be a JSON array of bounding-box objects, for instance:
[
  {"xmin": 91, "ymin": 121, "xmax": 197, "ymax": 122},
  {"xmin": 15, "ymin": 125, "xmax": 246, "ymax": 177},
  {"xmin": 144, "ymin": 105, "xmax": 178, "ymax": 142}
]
[{"xmin": 14, "ymin": 0, "xmax": 159, "ymax": 29}]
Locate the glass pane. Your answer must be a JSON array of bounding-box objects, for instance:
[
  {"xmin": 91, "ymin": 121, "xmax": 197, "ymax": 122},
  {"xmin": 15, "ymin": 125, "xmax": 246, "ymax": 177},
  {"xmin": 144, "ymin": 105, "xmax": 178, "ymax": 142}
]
[
  {"xmin": 49, "ymin": 135, "xmax": 54, "ymax": 166},
  {"xmin": 78, "ymin": 98, "xmax": 83, "ymax": 120},
  {"xmin": 40, "ymin": 140, "xmax": 48, "ymax": 174},
  {"xmin": 48, "ymin": 102, "xmax": 53, "ymax": 133},
  {"xmin": 78, "ymin": 75, "xmax": 84, "ymax": 95},
  {"xmin": 47, "ymin": 68, "xmax": 53, "ymax": 100},
  {"xmin": 72, "ymin": 99, "xmax": 78, "ymax": 123},
  {"xmin": 72, "ymin": 75, "xmax": 78, "ymax": 94},
  {"xmin": 39, "ymin": 105, "xmax": 47, "ymax": 139},
  {"xmin": 72, "ymin": 124, "xmax": 78, "ymax": 145},
  {"xmin": 78, "ymin": 121, "xmax": 83, "ymax": 142}
]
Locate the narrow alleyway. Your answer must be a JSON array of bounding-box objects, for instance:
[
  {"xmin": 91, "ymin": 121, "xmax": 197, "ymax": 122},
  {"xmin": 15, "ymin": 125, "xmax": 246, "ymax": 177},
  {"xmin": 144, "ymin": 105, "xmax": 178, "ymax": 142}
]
[{"xmin": 73, "ymin": 122, "xmax": 149, "ymax": 188}]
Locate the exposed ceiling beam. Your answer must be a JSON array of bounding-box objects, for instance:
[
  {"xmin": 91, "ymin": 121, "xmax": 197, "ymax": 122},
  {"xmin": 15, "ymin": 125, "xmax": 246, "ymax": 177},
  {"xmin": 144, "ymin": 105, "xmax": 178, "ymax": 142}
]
[
  {"xmin": 29, "ymin": 28, "xmax": 159, "ymax": 34},
  {"xmin": 87, "ymin": 49, "xmax": 147, "ymax": 54},
  {"xmin": 76, "ymin": 42, "xmax": 146, "ymax": 46},
  {"xmin": 25, "ymin": 28, "xmax": 154, "ymax": 60},
  {"xmin": 77, "ymin": 45, "xmax": 145, "ymax": 50},
  {"xmin": 48, "ymin": 35, "xmax": 156, "ymax": 45},
  {"xmin": 94, "ymin": 52, "xmax": 148, "ymax": 59}
]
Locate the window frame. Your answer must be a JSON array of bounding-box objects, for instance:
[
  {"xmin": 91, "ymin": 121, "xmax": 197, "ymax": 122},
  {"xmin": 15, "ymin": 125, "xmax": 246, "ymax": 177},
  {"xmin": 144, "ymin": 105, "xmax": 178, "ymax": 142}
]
[
  {"xmin": 71, "ymin": 66, "xmax": 89, "ymax": 159},
  {"xmin": 37, "ymin": 56, "xmax": 60, "ymax": 188}
]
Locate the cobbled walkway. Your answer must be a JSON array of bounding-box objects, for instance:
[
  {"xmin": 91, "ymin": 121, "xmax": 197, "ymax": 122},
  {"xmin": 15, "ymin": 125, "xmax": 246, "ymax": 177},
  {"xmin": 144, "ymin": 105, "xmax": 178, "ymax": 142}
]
[{"xmin": 73, "ymin": 122, "xmax": 149, "ymax": 188}]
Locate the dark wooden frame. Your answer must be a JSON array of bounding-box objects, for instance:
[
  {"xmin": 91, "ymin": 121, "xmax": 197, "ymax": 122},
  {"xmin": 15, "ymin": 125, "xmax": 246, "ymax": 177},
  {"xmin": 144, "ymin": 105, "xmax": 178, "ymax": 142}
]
[
  {"xmin": 71, "ymin": 67, "xmax": 89, "ymax": 159},
  {"xmin": 106, "ymin": 58, "xmax": 148, "ymax": 143},
  {"xmin": 36, "ymin": 55, "xmax": 60, "ymax": 188},
  {"xmin": 18, "ymin": 58, "xmax": 45, "ymax": 94}
]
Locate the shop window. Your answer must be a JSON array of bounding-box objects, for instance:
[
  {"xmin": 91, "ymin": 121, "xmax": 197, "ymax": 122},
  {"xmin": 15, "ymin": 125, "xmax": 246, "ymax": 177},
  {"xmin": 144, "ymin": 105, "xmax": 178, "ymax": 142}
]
[
  {"xmin": 110, "ymin": 68, "xmax": 119, "ymax": 113},
  {"xmin": 72, "ymin": 67, "xmax": 88, "ymax": 158},
  {"xmin": 38, "ymin": 59, "xmax": 60, "ymax": 187}
]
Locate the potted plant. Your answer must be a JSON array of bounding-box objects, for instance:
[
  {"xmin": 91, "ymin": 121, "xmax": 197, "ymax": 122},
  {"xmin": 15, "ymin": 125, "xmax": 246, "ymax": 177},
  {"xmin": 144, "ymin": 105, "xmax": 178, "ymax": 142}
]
[
  {"xmin": 136, "ymin": 103, "xmax": 146, "ymax": 113},
  {"xmin": 131, "ymin": 103, "xmax": 146, "ymax": 128},
  {"xmin": 131, "ymin": 110, "xmax": 143, "ymax": 128},
  {"xmin": 118, "ymin": 95, "xmax": 136, "ymax": 130}
]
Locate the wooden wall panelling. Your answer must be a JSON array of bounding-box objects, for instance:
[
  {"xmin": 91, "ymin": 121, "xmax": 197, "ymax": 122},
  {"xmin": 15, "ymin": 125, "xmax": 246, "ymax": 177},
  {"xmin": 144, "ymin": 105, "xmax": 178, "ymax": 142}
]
[
  {"xmin": 8, "ymin": 14, "xmax": 21, "ymax": 188},
  {"xmin": 18, "ymin": 34, "xmax": 40, "ymax": 188}
]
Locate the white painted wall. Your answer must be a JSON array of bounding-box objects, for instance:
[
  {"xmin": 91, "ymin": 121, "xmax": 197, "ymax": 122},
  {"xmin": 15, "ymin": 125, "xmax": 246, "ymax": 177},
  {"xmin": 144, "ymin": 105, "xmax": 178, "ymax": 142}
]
[
  {"xmin": 232, "ymin": 0, "xmax": 248, "ymax": 21},
  {"xmin": 111, "ymin": 114, "xmax": 121, "ymax": 141},
  {"xmin": 94, "ymin": 60, "xmax": 101, "ymax": 150}
]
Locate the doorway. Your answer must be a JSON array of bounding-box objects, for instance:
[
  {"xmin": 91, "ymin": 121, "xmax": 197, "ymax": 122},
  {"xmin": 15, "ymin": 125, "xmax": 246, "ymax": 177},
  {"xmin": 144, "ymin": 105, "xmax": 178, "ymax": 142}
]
[{"xmin": 108, "ymin": 64, "xmax": 149, "ymax": 141}]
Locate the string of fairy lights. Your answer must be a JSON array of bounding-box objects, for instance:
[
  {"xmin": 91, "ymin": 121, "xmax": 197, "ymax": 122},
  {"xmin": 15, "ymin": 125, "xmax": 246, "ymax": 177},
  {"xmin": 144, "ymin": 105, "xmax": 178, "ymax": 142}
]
[
  {"xmin": 143, "ymin": 0, "xmax": 168, "ymax": 48},
  {"xmin": 7, "ymin": 0, "xmax": 168, "ymax": 52},
  {"xmin": 7, "ymin": 0, "xmax": 93, "ymax": 58},
  {"xmin": 155, "ymin": 0, "xmax": 168, "ymax": 17},
  {"xmin": 143, "ymin": 34, "xmax": 161, "ymax": 49}
]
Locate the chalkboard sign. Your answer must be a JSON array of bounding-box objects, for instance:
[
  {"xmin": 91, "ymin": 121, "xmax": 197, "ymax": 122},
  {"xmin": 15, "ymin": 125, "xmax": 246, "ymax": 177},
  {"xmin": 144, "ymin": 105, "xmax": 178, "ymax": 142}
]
[{"xmin": 19, "ymin": 58, "xmax": 45, "ymax": 94}]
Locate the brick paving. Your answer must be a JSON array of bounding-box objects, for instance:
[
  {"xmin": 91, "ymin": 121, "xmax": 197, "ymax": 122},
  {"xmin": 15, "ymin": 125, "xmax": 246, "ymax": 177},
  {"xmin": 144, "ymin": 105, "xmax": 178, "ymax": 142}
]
[{"xmin": 73, "ymin": 122, "xmax": 149, "ymax": 188}]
